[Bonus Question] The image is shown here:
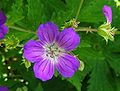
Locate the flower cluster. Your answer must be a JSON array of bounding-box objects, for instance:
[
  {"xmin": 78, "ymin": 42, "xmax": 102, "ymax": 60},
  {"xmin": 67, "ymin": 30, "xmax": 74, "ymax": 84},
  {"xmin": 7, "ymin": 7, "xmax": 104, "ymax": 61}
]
[
  {"xmin": 23, "ymin": 22, "xmax": 80, "ymax": 81},
  {"xmin": 0, "ymin": 11, "xmax": 8, "ymax": 39}
]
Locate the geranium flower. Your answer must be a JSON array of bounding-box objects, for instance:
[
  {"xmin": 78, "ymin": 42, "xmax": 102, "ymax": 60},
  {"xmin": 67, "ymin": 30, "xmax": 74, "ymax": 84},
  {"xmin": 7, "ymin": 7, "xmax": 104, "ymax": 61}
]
[
  {"xmin": 0, "ymin": 11, "xmax": 8, "ymax": 39},
  {"xmin": 0, "ymin": 86, "xmax": 9, "ymax": 91},
  {"xmin": 23, "ymin": 22, "xmax": 80, "ymax": 81}
]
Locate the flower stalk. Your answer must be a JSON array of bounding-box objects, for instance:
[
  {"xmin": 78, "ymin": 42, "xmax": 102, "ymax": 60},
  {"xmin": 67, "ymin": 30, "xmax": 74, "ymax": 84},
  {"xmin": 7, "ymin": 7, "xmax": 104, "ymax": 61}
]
[{"xmin": 8, "ymin": 25, "xmax": 36, "ymax": 34}]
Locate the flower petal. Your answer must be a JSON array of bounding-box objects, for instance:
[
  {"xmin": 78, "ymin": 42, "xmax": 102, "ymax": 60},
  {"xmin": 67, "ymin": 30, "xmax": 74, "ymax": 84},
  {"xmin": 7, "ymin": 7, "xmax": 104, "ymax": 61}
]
[
  {"xmin": 23, "ymin": 40, "xmax": 45, "ymax": 63},
  {"xmin": 33, "ymin": 59, "xmax": 54, "ymax": 81},
  {"xmin": 102, "ymin": 5, "xmax": 112, "ymax": 23},
  {"xmin": 0, "ymin": 86, "xmax": 9, "ymax": 91},
  {"xmin": 0, "ymin": 32, "xmax": 4, "ymax": 39},
  {"xmin": 0, "ymin": 24, "xmax": 8, "ymax": 34},
  {"xmin": 57, "ymin": 28, "xmax": 80, "ymax": 51},
  {"xmin": 0, "ymin": 25, "xmax": 8, "ymax": 39},
  {"xmin": 55, "ymin": 53, "xmax": 80, "ymax": 77},
  {"xmin": 0, "ymin": 11, "xmax": 7, "ymax": 25},
  {"xmin": 37, "ymin": 22, "xmax": 59, "ymax": 44}
]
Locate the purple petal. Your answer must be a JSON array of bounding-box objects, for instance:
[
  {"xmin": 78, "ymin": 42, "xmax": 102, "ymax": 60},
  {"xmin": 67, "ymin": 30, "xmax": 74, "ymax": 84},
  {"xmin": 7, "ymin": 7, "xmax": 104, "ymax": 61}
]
[
  {"xmin": 23, "ymin": 40, "xmax": 45, "ymax": 63},
  {"xmin": 37, "ymin": 22, "xmax": 59, "ymax": 44},
  {"xmin": 0, "ymin": 32, "xmax": 4, "ymax": 39},
  {"xmin": 0, "ymin": 86, "xmax": 9, "ymax": 91},
  {"xmin": 33, "ymin": 59, "xmax": 54, "ymax": 81},
  {"xmin": 0, "ymin": 24, "xmax": 8, "ymax": 34},
  {"xmin": 102, "ymin": 5, "xmax": 112, "ymax": 23},
  {"xmin": 0, "ymin": 25, "xmax": 8, "ymax": 39},
  {"xmin": 55, "ymin": 53, "xmax": 80, "ymax": 77},
  {"xmin": 0, "ymin": 11, "xmax": 7, "ymax": 25},
  {"xmin": 57, "ymin": 28, "xmax": 80, "ymax": 51}
]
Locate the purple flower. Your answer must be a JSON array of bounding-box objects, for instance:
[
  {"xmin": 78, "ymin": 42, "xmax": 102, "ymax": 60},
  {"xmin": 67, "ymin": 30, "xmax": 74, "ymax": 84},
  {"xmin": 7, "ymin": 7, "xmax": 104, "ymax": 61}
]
[
  {"xmin": 23, "ymin": 22, "xmax": 80, "ymax": 81},
  {"xmin": 102, "ymin": 5, "xmax": 112, "ymax": 23},
  {"xmin": 0, "ymin": 11, "xmax": 8, "ymax": 39},
  {"xmin": 0, "ymin": 86, "xmax": 9, "ymax": 91}
]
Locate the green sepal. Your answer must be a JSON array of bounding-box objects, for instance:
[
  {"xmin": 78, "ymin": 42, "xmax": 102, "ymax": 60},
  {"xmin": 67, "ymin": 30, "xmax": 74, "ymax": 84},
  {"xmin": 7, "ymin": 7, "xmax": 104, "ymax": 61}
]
[
  {"xmin": 98, "ymin": 23, "xmax": 117, "ymax": 43},
  {"xmin": 22, "ymin": 57, "xmax": 31, "ymax": 69}
]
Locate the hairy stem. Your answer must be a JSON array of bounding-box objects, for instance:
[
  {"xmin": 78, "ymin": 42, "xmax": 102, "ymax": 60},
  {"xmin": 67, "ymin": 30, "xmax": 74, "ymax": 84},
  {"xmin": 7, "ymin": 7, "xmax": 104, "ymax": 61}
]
[
  {"xmin": 75, "ymin": 0, "xmax": 84, "ymax": 19},
  {"xmin": 76, "ymin": 27, "xmax": 98, "ymax": 32},
  {"xmin": 76, "ymin": 27, "xmax": 120, "ymax": 35},
  {"xmin": 8, "ymin": 26, "xmax": 36, "ymax": 34}
]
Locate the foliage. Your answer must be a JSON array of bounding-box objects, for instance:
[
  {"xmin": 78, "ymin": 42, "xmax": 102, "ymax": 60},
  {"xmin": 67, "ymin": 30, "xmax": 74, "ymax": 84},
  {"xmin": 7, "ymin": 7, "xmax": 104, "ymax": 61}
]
[{"xmin": 0, "ymin": 0, "xmax": 120, "ymax": 91}]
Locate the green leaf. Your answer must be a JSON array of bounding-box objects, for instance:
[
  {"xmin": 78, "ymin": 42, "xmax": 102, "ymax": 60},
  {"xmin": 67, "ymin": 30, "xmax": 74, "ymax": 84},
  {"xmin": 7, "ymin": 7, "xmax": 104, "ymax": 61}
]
[
  {"xmin": 78, "ymin": 40, "xmax": 91, "ymax": 48},
  {"xmin": 22, "ymin": 58, "xmax": 31, "ymax": 69},
  {"xmin": 79, "ymin": 0, "xmax": 106, "ymax": 23},
  {"xmin": 106, "ymin": 53, "xmax": 120, "ymax": 75},
  {"xmin": 0, "ymin": 0, "xmax": 15, "ymax": 12},
  {"xmin": 51, "ymin": 0, "xmax": 83, "ymax": 26},
  {"xmin": 27, "ymin": 0, "xmax": 47, "ymax": 30},
  {"xmin": 35, "ymin": 83, "xmax": 43, "ymax": 91},
  {"xmin": 88, "ymin": 61, "xmax": 114, "ymax": 91},
  {"xmin": 115, "ymin": 78, "xmax": 120, "ymax": 91},
  {"xmin": 6, "ymin": 0, "xmax": 24, "ymax": 25},
  {"xmin": 67, "ymin": 72, "xmax": 82, "ymax": 91},
  {"xmin": 105, "ymin": 36, "xmax": 120, "ymax": 75}
]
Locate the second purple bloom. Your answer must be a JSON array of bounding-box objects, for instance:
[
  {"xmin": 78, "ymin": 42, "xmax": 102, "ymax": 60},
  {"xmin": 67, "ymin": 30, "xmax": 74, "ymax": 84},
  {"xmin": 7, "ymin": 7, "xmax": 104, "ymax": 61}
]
[
  {"xmin": 0, "ymin": 11, "xmax": 8, "ymax": 39},
  {"xmin": 23, "ymin": 22, "xmax": 80, "ymax": 81}
]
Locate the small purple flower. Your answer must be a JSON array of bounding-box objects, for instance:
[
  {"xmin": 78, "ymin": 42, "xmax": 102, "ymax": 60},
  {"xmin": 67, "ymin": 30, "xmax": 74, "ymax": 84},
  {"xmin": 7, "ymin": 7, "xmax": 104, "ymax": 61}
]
[
  {"xmin": 102, "ymin": 5, "xmax": 112, "ymax": 23},
  {"xmin": 24, "ymin": 22, "xmax": 80, "ymax": 81},
  {"xmin": 0, "ymin": 11, "xmax": 8, "ymax": 39},
  {"xmin": 0, "ymin": 86, "xmax": 9, "ymax": 91}
]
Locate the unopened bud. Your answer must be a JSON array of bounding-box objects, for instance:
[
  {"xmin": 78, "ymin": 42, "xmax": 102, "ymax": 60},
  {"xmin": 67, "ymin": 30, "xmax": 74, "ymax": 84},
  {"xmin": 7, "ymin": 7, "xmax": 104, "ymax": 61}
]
[{"xmin": 98, "ymin": 23, "xmax": 117, "ymax": 43}]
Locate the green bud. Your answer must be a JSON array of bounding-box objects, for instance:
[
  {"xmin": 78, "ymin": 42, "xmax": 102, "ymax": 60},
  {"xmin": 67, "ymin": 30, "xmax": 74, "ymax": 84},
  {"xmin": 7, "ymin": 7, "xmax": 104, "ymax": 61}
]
[
  {"xmin": 22, "ymin": 57, "xmax": 31, "ymax": 69},
  {"xmin": 79, "ymin": 60, "xmax": 84, "ymax": 71},
  {"xmin": 98, "ymin": 23, "xmax": 117, "ymax": 43},
  {"xmin": 3, "ymin": 35, "xmax": 20, "ymax": 50},
  {"xmin": 61, "ymin": 19, "xmax": 80, "ymax": 30}
]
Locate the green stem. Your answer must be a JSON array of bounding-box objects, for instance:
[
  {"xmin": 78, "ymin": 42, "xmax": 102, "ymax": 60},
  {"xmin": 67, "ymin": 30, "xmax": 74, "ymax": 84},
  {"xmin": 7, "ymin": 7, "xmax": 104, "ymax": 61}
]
[
  {"xmin": 75, "ymin": 0, "xmax": 84, "ymax": 19},
  {"xmin": 76, "ymin": 27, "xmax": 120, "ymax": 35},
  {"xmin": 76, "ymin": 27, "xmax": 97, "ymax": 32},
  {"xmin": 8, "ymin": 26, "xmax": 36, "ymax": 35}
]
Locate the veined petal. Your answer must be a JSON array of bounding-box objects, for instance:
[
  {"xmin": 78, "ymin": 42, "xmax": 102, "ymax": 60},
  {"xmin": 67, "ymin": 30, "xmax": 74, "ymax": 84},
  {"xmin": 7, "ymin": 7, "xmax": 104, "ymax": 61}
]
[
  {"xmin": 102, "ymin": 5, "xmax": 112, "ymax": 23},
  {"xmin": 33, "ymin": 59, "xmax": 54, "ymax": 81},
  {"xmin": 0, "ymin": 11, "xmax": 7, "ymax": 25},
  {"xmin": 37, "ymin": 22, "xmax": 59, "ymax": 44},
  {"xmin": 55, "ymin": 53, "xmax": 80, "ymax": 77},
  {"xmin": 23, "ymin": 40, "xmax": 45, "ymax": 63},
  {"xmin": 57, "ymin": 28, "xmax": 80, "ymax": 51},
  {"xmin": 0, "ymin": 25, "xmax": 8, "ymax": 39}
]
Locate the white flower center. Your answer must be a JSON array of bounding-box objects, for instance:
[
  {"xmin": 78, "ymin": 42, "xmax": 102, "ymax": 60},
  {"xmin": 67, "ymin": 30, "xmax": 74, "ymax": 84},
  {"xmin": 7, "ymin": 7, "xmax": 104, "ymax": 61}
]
[{"xmin": 43, "ymin": 43, "xmax": 64, "ymax": 63}]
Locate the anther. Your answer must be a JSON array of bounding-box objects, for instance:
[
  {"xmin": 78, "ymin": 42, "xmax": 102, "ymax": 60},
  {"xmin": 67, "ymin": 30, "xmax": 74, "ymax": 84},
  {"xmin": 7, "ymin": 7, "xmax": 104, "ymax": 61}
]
[{"xmin": 46, "ymin": 54, "xmax": 48, "ymax": 57}]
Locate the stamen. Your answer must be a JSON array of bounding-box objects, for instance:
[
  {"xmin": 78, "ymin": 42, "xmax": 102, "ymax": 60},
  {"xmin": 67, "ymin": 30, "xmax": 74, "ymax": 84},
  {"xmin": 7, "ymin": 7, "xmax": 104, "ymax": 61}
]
[{"xmin": 44, "ymin": 43, "xmax": 64, "ymax": 60}]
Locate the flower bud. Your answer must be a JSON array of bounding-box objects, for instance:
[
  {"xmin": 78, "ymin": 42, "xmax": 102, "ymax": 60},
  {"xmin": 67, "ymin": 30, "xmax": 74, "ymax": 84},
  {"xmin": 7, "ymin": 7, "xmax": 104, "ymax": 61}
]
[
  {"xmin": 61, "ymin": 19, "xmax": 80, "ymax": 30},
  {"xmin": 98, "ymin": 23, "xmax": 117, "ymax": 43}
]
